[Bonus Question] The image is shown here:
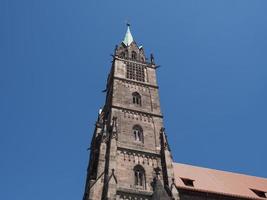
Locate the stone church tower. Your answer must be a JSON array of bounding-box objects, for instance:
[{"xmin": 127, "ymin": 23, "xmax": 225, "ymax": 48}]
[{"xmin": 82, "ymin": 25, "xmax": 179, "ymax": 200}]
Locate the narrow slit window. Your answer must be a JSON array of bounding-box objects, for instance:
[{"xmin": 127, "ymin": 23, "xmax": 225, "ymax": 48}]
[
  {"xmin": 120, "ymin": 52, "xmax": 125, "ymax": 58},
  {"xmin": 133, "ymin": 125, "xmax": 143, "ymax": 143},
  {"xmin": 132, "ymin": 51, "xmax": 137, "ymax": 60}
]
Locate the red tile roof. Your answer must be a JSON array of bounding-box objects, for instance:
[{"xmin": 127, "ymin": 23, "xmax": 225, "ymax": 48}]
[{"xmin": 174, "ymin": 163, "xmax": 267, "ymax": 199}]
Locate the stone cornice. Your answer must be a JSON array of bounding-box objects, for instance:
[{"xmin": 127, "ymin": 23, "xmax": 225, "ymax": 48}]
[
  {"xmin": 111, "ymin": 105, "xmax": 163, "ymax": 118},
  {"xmin": 117, "ymin": 146, "xmax": 160, "ymax": 157},
  {"xmin": 117, "ymin": 187, "xmax": 153, "ymax": 196},
  {"xmin": 115, "ymin": 56, "xmax": 156, "ymax": 69},
  {"xmin": 113, "ymin": 76, "xmax": 159, "ymax": 89}
]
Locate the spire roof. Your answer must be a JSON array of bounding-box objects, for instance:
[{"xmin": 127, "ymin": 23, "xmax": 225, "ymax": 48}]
[{"xmin": 122, "ymin": 24, "xmax": 134, "ymax": 46}]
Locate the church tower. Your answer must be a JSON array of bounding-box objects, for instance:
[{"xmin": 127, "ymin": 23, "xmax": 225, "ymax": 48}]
[{"xmin": 83, "ymin": 25, "xmax": 179, "ymax": 200}]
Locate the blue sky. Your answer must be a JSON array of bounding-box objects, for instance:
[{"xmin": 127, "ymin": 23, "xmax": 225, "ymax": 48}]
[{"xmin": 1, "ymin": 0, "xmax": 267, "ymax": 199}]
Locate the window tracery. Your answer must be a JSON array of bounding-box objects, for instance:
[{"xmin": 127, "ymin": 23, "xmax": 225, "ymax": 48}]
[
  {"xmin": 132, "ymin": 92, "xmax": 141, "ymax": 106},
  {"xmin": 133, "ymin": 125, "xmax": 143, "ymax": 143},
  {"xmin": 134, "ymin": 165, "xmax": 146, "ymax": 189},
  {"xmin": 132, "ymin": 51, "xmax": 137, "ymax": 60}
]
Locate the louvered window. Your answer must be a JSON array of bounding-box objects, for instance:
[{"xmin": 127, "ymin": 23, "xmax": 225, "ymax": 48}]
[{"xmin": 126, "ymin": 62, "xmax": 145, "ymax": 82}]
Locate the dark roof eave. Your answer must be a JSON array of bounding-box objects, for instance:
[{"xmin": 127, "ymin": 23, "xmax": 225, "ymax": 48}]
[{"xmin": 176, "ymin": 186, "xmax": 266, "ymax": 200}]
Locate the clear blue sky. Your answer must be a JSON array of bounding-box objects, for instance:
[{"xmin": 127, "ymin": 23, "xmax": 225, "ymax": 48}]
[{"xmin": 1, "ymin": 0, "xmax": 267, "ymax": 199}]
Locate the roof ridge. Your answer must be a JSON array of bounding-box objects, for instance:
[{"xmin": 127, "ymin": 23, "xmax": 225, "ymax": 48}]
[{"xmin": 174, "ymin": 162, "xmax": 267, "ymax": 180}]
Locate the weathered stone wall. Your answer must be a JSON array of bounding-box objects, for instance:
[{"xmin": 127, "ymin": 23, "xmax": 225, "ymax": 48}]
[
  {"xmin": 103, "ymin": 54, "xmax": 170, "ymax": 198},
  {"xmin": 116, "ymin": 148, "xmax": 162, "ymax": 192},
  {"xmin": 112, "ymin": 79, "xmax": 161, "ymax": 116},
  {"xmin": 113, "ymin": 108, "xmax": 162, "ymax": 152},
  {"xmin": 84, "ymin": 37, "xmax": 178, "ymax": 199}
]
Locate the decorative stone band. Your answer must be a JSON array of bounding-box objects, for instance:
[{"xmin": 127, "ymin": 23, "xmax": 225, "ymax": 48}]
[
  {"xmin": 117, "ymin": 187, "xmax": 153, "ymax": 199},
  {"xmin": 112, "ymin": 105, "xmax": 163, "ymax": 119},
  {"xmin": 115, "ymin": 56, "xmax": 156, "ymax": 69},
  {"xmin": 117, "ymin": 147, "xmax": 160, "ymax": 167},
  {"xmin": 113, "ymin": 76, "xmax": 159, "ymax": 89}
]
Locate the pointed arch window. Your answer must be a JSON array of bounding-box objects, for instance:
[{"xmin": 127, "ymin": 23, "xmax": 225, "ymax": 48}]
[
  {"xmin": 134, "ymin": 165, "xmax": 146, "ymax": 189},
  {"xmin": 132, "ymin": 51, "xmax": 137, "ymax": 60},
  {"xmin": 132, "ymin": 92, "xmax": 141, "ymax": 106},
  {"xmin": 133, "ymin": 125, "xmax": 143, "ymax": 143},
  {"xmin": 120, "ymin": 52, "xmax": 125, "ymax": 58}
]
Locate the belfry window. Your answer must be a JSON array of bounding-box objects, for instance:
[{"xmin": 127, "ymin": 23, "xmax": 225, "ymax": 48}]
[
  {"xmin": 133, "ymin": 125, "xmax": 143, "ymax": 142},
  {"xmin": 132, "ymin": 92, "xmax": 141, "ymax": 106},
  {"xmin": 134, "ymin": 165, "xmax": 146, "ymax": 188},
  {"xmin": 126, "ymin": 62, "xmax": 145, "ymax": 82},
  {"xmin": 132, "ymin": 51, "xmax": 137, "ymax": 60}
]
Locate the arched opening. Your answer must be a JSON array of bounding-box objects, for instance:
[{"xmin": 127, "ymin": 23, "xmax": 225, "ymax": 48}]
[
  {"xmin": 134, "ymin": 165, "xmax": 146, "ymax": 189},
  {"xmin": 120, "ymin": 52, "xmax": 125, "ymax": 58},
  {"xmin": 133, "ymin": 125, "xmax": 143, "ymax": 143},
  {"xmin": 132, "ymin": 51, "xmax": 137, "ymax": 60},
  {"xmin": 132, "ymin": 92, "xmax": 141, "ymax": 106}
]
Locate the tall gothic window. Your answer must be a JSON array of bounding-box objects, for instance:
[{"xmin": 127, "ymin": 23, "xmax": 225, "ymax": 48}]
[
  {"xmin": 132, "ymin": 51, "xmax": 137, "ymax": 60},
  {"xmin": 134, "ymin": 165, "xmax": 146, "ymax": 189},
  {"xmin": 132, "ymin": 92, "xmax": 141, "ymax": 106},
  {"xmin": 133, "ymin": 125, "xmax": 143, "ymax": 143},
  {"xmin": 120, "ymin": 52, "xmax": 125, "ymax": 58}
]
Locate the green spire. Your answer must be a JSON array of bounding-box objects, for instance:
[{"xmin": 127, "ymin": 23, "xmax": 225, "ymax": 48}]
[{"xmin": 122, "ymin": 23, "xmax": 134, "ymax": 46}]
